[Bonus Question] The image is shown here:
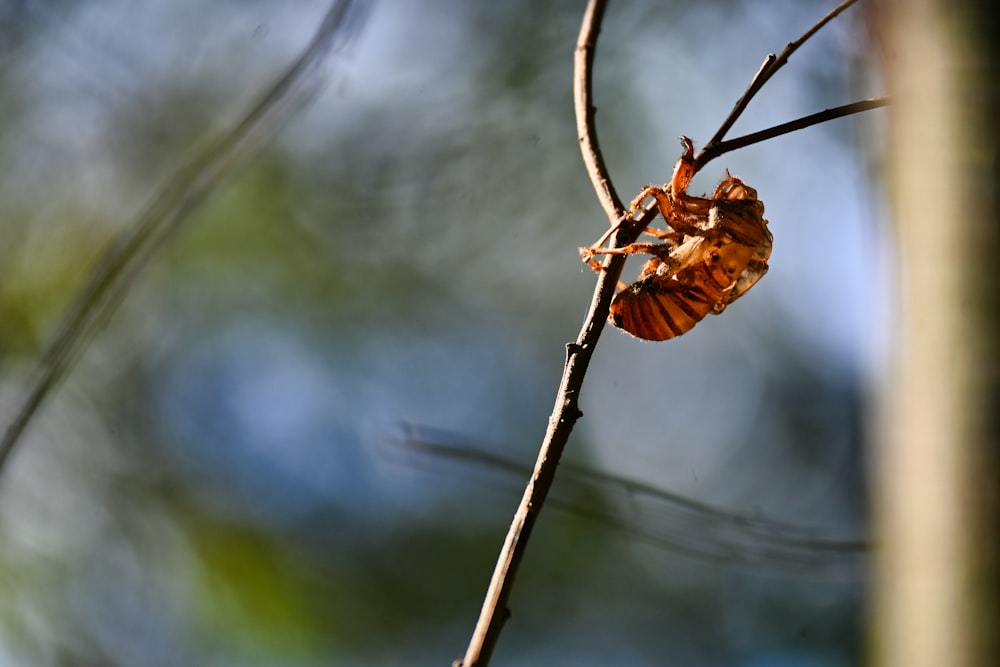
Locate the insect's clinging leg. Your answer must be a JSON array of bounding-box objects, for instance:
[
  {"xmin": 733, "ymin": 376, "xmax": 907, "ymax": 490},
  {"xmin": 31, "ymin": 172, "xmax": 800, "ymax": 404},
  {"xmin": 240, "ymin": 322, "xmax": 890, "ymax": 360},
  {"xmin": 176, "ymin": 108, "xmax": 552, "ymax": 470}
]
[
  {"xmin": 577, "ymin": 246, "xmax": 630, "ymax": 288},
  {"xmin": 629, "ymin": 137, "xmax": 696, "ymax": 219},
  {"xmin": 632, "ymin": 184, "xmax": 709, "ymax": 237},
  {"xmin": 583, "ymin": 241, "xmax": 676, "ymax": 260},
  {"xmin": 670, "ymin": 136, "xmax": 696, "ymax": 196},
  {"xmin": 579, "ymin": 238, "xmax": 677, "ymax": 278},
  {"xmin": 579, "ymin": 215, "xmax": 633, "ymax": 273},
  {"xmin": 627, "ymin": 186, "xmax": 664, "ymax": 217},
  {"xmin": 641, "ymin": 228, "xmax": 687, "ymax": 242}
]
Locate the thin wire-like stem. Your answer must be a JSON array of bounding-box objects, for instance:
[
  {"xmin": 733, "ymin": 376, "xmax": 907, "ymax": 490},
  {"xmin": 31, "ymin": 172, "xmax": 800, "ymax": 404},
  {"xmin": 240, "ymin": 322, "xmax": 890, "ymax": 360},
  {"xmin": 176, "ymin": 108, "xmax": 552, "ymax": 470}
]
[
  {"xmin": 693, "ymin": 96, "xmax": 889, "ymax": 172},
  {"xmin": 573, "ymin": 0, "xmax": 626, "ymax": 225},
  {"xmin": 457, "ymin": 1, "xmax": 655, "ymax": 664},
  {"xmin": 0, "ymin": 0, "xmax": 368, "ymax": 475},
  {"xmin": 699, "ymin": 0, "xmax": 861, "ymax": 163}
]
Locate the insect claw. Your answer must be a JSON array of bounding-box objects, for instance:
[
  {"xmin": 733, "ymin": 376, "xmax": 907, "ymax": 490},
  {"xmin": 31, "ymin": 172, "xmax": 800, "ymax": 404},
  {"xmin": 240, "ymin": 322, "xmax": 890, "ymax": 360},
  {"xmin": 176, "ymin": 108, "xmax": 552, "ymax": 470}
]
[
  {"xmin": 627, "ymin": 185, "xmax": 662, "ymax": 216},
  {"xmin": 579, "ymin": 246, "xmax": 606, "ymax": 273},
  {"xmin": 678, "ymin": 135, "xmax": 695, "ymax": 157},
  {"xmin": 670, "ymin": 138, "xmax": 696, "ymax": 196}
]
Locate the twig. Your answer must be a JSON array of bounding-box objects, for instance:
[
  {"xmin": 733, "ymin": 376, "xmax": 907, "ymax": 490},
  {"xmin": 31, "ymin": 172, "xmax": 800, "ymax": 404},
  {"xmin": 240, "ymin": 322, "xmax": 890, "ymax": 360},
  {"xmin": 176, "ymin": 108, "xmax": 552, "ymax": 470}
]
[
  {"xmin": 699, "ymin": 0, "xmax": 861, "ymax": 163},
  {"xmin": 573, "ymin": 0, "xmax": 626, "ymax": 225},
  {"xmin": 693, "ymin": 96, "xmax": 889, "ymax": 172},
  {"xmin": 458, "ymin": 1, "xmax": 655, "ymax": 665},
  {"xmin": 0, "ymin": 0, "xmax": 368, "ymax": 475},
  {"xmin": 460, "ymin": 1, "xmax": 877, "ymax": 664}
]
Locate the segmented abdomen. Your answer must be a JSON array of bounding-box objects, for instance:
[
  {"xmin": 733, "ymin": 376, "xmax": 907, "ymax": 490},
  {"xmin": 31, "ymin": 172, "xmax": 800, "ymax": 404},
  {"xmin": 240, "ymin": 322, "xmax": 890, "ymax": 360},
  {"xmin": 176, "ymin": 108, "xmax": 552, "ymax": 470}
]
[
  {"xmin": 609, "ymin": 245, "xmax": 749, "ymax": 341},
  {"xmin": 609, "ymin": 277, "xmax": 717, "ymax": 341}
]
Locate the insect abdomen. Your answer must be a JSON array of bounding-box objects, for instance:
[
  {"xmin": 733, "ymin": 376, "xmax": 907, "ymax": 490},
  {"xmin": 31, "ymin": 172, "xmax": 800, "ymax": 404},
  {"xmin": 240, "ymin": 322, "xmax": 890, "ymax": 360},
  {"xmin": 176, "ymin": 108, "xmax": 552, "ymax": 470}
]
[{"xmin": 609, "ymin": 278, "xmax": 715, "ymax": 341}]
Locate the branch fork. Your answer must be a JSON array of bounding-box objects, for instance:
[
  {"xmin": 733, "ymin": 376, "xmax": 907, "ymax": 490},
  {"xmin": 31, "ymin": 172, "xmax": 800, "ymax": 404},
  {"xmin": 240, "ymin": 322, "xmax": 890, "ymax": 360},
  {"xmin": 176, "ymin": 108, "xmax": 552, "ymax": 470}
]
[{"xmin": 458, "ymin": 0, "xmax": 882, "ymax": 664}]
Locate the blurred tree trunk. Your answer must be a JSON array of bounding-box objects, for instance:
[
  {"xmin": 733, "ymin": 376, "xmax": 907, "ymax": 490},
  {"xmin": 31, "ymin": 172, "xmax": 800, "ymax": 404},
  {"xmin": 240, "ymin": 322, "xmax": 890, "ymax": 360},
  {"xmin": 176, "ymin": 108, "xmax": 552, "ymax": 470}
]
[{"xmin": 872, "ymin": 0, "xmax": 998, "ymax": 666}]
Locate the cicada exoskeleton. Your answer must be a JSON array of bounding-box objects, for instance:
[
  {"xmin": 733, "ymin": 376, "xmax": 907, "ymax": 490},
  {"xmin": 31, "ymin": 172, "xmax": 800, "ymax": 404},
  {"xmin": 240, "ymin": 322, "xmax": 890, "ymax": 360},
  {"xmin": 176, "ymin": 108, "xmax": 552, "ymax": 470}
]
[{"xmin": 582, "ymin": 138, "xmax": 772, "ymax": 341}]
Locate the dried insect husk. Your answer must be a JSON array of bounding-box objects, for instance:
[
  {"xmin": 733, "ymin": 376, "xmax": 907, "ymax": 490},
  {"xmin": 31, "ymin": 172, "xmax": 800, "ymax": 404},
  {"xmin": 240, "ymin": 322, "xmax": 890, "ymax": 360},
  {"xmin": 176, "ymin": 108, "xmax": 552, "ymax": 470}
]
[{"xmin": 610, "ymin": 175, "xmax": 771, "ymax": 341}]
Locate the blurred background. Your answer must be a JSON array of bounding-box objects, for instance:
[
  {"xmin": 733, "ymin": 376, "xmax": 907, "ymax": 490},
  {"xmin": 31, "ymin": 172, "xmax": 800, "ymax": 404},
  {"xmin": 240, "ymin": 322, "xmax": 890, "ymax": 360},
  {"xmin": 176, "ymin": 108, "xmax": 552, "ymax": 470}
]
[{"xmin": 0, "ymin": 1, "xmax": 887, "ymax": 665}]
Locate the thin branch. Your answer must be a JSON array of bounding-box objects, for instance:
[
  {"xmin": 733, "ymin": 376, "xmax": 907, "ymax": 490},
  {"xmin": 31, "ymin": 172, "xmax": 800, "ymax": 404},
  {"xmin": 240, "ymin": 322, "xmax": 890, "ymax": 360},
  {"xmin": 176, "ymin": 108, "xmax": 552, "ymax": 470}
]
[
  {"xmin": 694, "ymin": 96, "xmax": 889, "ymax": 172},
  {"xmin": 460, "ymin": 1, "xmax": 873, "ymax": 664},
  {"xmin": 0, "ymin": 0, "xmax": 368, "ymax": 475},
  {"xmin": 699, "ymin": 0, "xmax": 861, "ymax": 166},
  {"xmin": 705, "ymin": 53, "xmax": 776, "ymax": 152},
  {"xmin": 573, "ymin": 0, "xmax": 626, "ymax": 225},
  {"xmin": 458, "ymin": 1, "xmax": 656, "ymax": 664}
]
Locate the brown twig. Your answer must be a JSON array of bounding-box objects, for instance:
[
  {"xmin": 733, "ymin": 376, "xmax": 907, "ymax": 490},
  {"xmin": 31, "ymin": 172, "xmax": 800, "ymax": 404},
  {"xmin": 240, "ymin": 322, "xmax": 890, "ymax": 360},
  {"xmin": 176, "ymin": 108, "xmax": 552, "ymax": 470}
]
[
  {"xmin": 699, "ymin": 0, "xmax": 862, "ymax": 164},
  {"xmin": 459, "ymin": 0, "xmax": 877, "ymax": 664},
  {"xmin": 693, "ymin": 96, "xmax": 889, "ymax": 172},
  {"xmin": 457, "ymin": 1, "xmax": 655, "ymax": 665},
  {"xmin": 573, "ymin": 0, "xmax": 626, "ymax": 225}
]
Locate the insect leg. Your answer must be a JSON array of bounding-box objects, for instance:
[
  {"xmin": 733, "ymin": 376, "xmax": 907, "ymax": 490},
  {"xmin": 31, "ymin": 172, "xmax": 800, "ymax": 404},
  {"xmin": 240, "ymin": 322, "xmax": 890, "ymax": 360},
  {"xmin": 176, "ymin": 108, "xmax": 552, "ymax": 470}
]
[
  {"xmin": 642, "ymin": 228, "xmax": 687, "ymax": 242},
  {"xmin": 627, "ymin": 185, "xmax": 666, "ymax": 216},
  {"xmin": 583, "ymin": 241, "xmax": 676, "ymax": 260},
  {"xmin": 580, "ymin": 215, "xmax": 684, "ymax": 272}
]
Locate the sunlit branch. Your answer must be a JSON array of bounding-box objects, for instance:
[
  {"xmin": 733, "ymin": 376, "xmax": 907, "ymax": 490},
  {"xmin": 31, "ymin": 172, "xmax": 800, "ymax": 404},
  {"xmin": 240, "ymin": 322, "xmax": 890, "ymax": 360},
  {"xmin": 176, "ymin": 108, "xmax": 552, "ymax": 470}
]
[
  {"xmin": 698, "ymin": 0, "xmax": 861, "ymax": 170},
  {"xmin": 694, "ymin": 96, "xmax": 889, "ymax": 171},
  {"xmin": 573, "ymin": 0, "xmax": 627, "ymax": 226},
  {"xmin": 457, "ymin": 0, "xmax": 654, "ymax": 664}
]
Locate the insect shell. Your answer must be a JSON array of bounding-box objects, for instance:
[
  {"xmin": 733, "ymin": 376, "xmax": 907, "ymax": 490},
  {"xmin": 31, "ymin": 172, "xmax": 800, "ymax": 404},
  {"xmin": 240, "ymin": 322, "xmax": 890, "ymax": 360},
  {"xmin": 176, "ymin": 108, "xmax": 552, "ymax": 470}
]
[{"xmin": 608, "ymin": 175, "xmax": 772, "ymax": 341}]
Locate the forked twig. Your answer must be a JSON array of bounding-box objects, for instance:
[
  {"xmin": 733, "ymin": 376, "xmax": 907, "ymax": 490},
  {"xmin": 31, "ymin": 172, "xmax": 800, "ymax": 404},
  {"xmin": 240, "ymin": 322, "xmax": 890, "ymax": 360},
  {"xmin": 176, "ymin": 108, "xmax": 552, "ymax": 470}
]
[
  {"xmin": 458, "ymin": 3, "xmax": 649, "ymax": 664},
  {"xmin": 700, "ymin": 0, "xmax": 862, "ymax": 159},
  {"xmin": 459, "ymin": 0, "xmax": 879, "ymax": 664},
  {"xmin": 0, "ymin": 0, "xmax": 368, "ymax": 474},
  {"xmin": 694, "ymin": 96, "xmax": 888, "ymax": 172}
]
